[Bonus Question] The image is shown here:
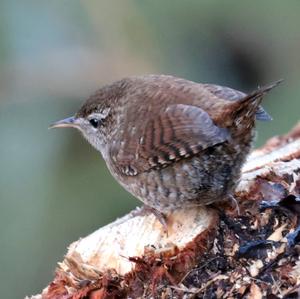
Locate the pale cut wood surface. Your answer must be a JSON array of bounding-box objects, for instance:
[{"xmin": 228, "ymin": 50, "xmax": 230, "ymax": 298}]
[{"xmin": 66, "ymin": 206, "xmax": 216, "ymax": 276}]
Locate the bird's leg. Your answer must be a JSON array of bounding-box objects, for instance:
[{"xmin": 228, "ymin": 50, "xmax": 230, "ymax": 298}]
[
  {"xmin": 131, "ymin": 205, "xmax": 168, "ymax": 234},
  {"xmin": 210, "ymin": 193, "xmax": 240, "ymax": 216},
  {"xmin": 210, "ymin": 194, "xmax": 242, "ymax": 235},
  {"xmin": 228, "ymin": 194, "xmax": 240, "ymax": 215},
  {"xmin": 148, "ymin": 206, "xmax": 168, "ymax": 233}
]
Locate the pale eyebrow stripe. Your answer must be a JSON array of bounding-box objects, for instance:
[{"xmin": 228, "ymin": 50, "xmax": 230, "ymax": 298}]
[{"xmin": 89, "ymin": 108, "xmax": 111, "ymax": 120}]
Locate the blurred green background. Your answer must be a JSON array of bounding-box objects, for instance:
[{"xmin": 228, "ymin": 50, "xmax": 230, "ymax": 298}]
[{"xmin": 0, "ymin": 1, "xmax": 299, "ymax": 298}]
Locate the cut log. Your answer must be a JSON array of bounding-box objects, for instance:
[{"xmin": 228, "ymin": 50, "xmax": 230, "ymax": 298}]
[{"xmin": 28, "ymin": 123, "xmax": 300, "ymax": 299}]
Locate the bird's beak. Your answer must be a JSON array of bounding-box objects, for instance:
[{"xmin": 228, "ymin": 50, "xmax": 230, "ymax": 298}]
[{"xmin": 49, "ymin": 116, "xmax": 79, "ymax": 129}]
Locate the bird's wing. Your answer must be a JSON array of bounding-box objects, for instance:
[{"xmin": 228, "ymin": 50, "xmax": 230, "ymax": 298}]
[
  {"xmin": 110, "ymin": 104, "xmax": 230, "ymax": 176},
  {"xmin": 203, "ymin": 84, "xmax": 272, "ymax": 121}
]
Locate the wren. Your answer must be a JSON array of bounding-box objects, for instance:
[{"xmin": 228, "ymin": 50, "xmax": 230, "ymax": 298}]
[{"xmin": 51, "ymin": 75, "xmax": 281, "ymax": 218}]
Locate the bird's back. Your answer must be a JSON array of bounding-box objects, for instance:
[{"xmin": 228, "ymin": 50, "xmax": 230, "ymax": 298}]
[{"xmin": 118, "ymin": 74, "xmax": 271, "ymax": 125}]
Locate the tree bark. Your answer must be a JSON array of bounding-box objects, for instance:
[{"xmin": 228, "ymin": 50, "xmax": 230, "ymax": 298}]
[{"xmin": 27, "ymin": 123, "xmax": 300, "ymax": 299}]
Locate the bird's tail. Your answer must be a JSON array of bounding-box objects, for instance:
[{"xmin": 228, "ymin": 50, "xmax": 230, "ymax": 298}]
[{"xmin": 232, "ymin": 79, "xmax": 283, "ymax": 126}]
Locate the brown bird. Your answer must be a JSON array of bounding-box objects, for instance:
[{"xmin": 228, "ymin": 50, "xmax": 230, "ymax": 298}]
[{"xmin": 51, "ymin": 75, "xmax": 281, "ymax": 224}]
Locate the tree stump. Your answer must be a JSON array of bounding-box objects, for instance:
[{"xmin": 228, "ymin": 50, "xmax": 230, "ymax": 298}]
[{"xmin": 28, "ymin": 123, "xmax": 300, "ymax": 299}]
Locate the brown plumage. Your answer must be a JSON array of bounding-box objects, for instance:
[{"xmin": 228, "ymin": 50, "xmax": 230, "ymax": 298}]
[{"xmin": 51, "ymin": 75, "xmax": 281, "ymax": 215}]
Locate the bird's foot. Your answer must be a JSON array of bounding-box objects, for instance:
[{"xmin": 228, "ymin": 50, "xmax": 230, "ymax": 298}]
[
  {"xmin": 228, "ymin": 194, "xmax": 240, "ymax": 215},
  {"xmin": 210, "ymin": 194, "xmax": 240, "ymax": 216},
  {"xmin": 131, "ymin": 205, "xmax": 168, "ymax": 235}
]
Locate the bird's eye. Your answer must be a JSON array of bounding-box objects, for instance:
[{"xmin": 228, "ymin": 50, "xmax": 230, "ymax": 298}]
[{"xmin": 89, "ymin": 118, "xmax": 100, "ymax": 128}]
